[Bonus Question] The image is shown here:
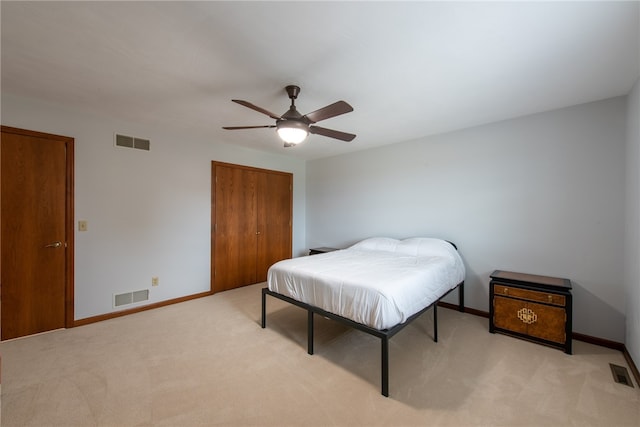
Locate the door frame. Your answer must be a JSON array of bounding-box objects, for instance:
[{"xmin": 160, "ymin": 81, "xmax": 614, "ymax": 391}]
[{"xmin": 1, "ymin": 125, "xmax": 75, "ymax": 332}]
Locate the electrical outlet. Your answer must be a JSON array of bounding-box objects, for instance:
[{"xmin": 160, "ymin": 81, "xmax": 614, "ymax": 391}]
[
  {"xmin": 78, "ymin": 220, "xmax": 88, "ymax": 231},
  {"xmin": 152, "ymin": 277, "xmax": 159, "ymax": 286}
]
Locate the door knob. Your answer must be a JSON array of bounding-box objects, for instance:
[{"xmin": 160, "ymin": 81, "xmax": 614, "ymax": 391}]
[{"xmin": 45, "ymin": 241, "xmax": 62, "ymax": 248}]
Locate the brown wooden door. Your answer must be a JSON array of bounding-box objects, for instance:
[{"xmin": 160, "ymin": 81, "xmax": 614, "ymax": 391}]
[
  {"xmin": 256, "ymin": 171, "xmax": 292, "ymax": 281},
  {"xmin": 212, "ymin": 162, "xmax": 292, "ymax": 293},
  {"xmin": 1, "ymin": 126, "xmax": 74, "ymax": 340},
  {"xmin": 213, "ymin": 164, "xmax": 259, "ymax": 291}
]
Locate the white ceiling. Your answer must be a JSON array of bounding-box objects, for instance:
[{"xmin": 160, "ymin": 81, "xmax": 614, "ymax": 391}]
[{"xmin": 2, "ymin": 1, "xmax": 639, "ymax": 160}]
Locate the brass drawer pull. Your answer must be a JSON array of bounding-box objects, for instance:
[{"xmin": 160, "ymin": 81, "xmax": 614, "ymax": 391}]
[
  {"xmin": 503, "ymin": 288, "xmax": 509, "ymax": 295},
  {"xmin": 548, "ymin": 295, "xmax": 553, "ymax": 303}
]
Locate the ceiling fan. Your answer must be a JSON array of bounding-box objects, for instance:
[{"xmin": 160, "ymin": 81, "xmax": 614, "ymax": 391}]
[{"xmin": 222, "ymin": 85, "xmax": 356, "ymax": 147}]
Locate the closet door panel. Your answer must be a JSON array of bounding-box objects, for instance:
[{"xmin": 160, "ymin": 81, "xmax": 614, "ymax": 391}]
[
  {"xmin": 213, "ymin": 165, "xmax": 258, "ymax": 291},
  {"xmin": 256, "ymin": 172, "xmax": 292, "ymax": 281}
]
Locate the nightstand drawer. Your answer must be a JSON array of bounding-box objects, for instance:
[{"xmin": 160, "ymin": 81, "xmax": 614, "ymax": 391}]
[
  {"xmin": 494, "ymin": 296, "xmax": 567, "ymax": 344},
  {"xmin": 493, "ymin": 284, "xmax": 566, "ymax": 307}
]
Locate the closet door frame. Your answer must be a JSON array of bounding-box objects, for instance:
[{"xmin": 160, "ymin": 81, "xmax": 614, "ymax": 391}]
[{"xmin": 211, "ymin": 161, "xmax": 292, "ymax": 293}]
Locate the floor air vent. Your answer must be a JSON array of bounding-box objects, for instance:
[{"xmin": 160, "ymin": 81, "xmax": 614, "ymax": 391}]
[
  {"xmin": 609, "ymin": 363, "xmax": 634, "ymax": 388},
  {"xmin": 114, "ymin": 290, "xmax": 149, "ymax": 308},
  {"xmin": 115, "ymin": 134, "xmax": 150, "ymax": 151}
]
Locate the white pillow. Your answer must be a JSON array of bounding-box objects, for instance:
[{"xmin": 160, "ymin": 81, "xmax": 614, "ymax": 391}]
[
  {"xmin": 396, "ymin": 238, "xmax": 456, "ymax": 258},
  {"xmin": 350, "ymin": 237, "xmax": 457, "ymax": 257},
  {"xmin": 349, "ymin": 237, "xmax": 399, "ymax": 252}
]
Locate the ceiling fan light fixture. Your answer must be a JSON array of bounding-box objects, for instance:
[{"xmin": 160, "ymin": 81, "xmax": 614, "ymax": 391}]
[{"xmin": 276, "ymin": 120, "xmax": 308, "ymax": 144}]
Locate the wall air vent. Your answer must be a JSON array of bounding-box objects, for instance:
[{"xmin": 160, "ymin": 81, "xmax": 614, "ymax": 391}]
[
  {"xmin": 114, "ymin": 289, "xmax": 150, "ymax": 308},
  {"xmin": 115, "ymin": 133, "xmax": 150, "ymax": 151}
]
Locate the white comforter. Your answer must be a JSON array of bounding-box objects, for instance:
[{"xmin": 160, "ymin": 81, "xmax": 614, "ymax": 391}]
[{"xmin": 267, "ymin": 237, "xmax": 465, "ymax": 330}]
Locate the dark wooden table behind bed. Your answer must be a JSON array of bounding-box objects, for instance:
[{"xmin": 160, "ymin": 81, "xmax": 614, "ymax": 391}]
[{"xmin": 261, "ymin": 243, "xmax": 464, "ymax": 397}]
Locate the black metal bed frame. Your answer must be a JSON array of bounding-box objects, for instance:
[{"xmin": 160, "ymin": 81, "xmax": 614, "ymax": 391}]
[{"xmin": 261, "ymin": 280, "xmax": 464, "ymax": 397}]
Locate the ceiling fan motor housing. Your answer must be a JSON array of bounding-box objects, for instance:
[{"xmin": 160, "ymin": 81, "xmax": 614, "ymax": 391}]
[
  {"xmin": 276, "ymin": 118, "xmax": 308, "ymax": 132},
  {"xmin": 281, "ymin": 105, "xmax": 304, "ymax": 120}
]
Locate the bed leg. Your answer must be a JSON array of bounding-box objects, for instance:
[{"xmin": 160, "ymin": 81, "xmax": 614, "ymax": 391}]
[
  {"xmin": 433, "ymin": 303, "xmax": 438, "ymax": 343},
  {"xmin": 459, "ymin": 281, "xmax": 465, "ymax": 312},
  {"xmin": 381, "ymin": 336, "xmax": 389, "ymax": 397},
  {"xmin": 261, "ymin": 288, "xmax": 267, "ymax": 328},
  {"xmin": 307, "ymin": 310, "xmax": 314, "ymax": 355}
]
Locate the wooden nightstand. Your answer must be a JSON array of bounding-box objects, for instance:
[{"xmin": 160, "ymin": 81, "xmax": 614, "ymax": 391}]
[
  {"xmin": 489, "ymin": 270, "xmax": 572, "ymax": 354},
  {"xmin": 308, "ymin": 247, "xmax": 339, "ymax": 255}
]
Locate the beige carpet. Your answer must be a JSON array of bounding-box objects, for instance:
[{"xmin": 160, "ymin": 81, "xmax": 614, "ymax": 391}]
[{"xmin": 1, "ymin": 283, "xmax": 638, "ymax": 426}]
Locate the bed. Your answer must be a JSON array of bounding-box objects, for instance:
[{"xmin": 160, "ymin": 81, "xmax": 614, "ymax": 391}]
[{"xmin": 261, "ymin": 237, "xmax": 466, "ymax": 397}]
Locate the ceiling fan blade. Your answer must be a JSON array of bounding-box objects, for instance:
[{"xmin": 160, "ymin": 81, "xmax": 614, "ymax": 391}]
[
  {"xmin": 309, "ymin": 125, "xmax": 356, "ymax": 142},
  {"xmin": 222, "ymin": 125, "xmax": 276, "ymax": 130},
  {"xmin": 232, "ymin": 100, "xmax": 282, "ymax": 120},
  {"xmin": 303, "ymin": 101, "xmax": 353, "ymax": 124}
]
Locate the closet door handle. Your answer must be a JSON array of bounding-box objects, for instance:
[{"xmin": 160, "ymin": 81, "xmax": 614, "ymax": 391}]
[{"xmin": 45, "ymin": 241, "xmax": 62, "ymax": 248}]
